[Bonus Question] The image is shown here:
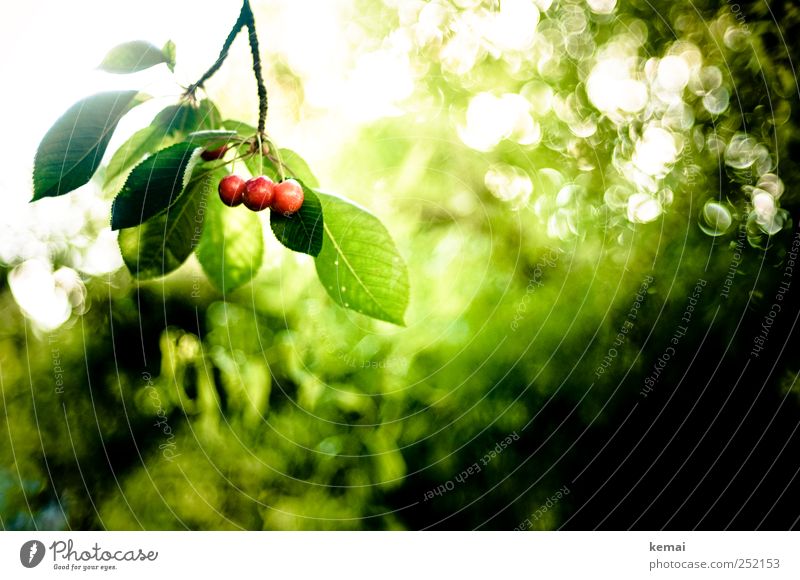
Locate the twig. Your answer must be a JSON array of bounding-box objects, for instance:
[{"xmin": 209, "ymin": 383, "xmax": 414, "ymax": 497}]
[
  {"xmin": 184, "ymin": 3, "xmax": 249, "ymax": 97},
  {"xmin": 245, "ymin": 17, "xmax": 269, "ymax": 136},
  {"xmin": 183, "ymin": 0, "xmax": 269, "ymax": 139}
]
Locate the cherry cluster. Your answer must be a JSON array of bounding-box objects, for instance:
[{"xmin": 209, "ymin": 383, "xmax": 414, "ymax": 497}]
[
  {"xmin": 219, "ymin": 174, "xmax": 304, "ymax": 214},
  {"xmin": 205, "ymin": 145, "xmax": 304, "ymax": 215}
]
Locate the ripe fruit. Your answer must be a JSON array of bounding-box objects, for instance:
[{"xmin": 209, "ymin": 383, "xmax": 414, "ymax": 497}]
[
  {"xmin": 201, "ymin": 145, "xmax": 228, "ymax": 161},
  {"xmin": 271, "ymin": 179, "xmax": 305, "ymax": 215},
  {"xmin": 243, "ymin": 176, "xmax": 274, "ymax": 211},
  {"xmin": 218, "ymin": 175, "xmax": 246, "ymax": 207}
]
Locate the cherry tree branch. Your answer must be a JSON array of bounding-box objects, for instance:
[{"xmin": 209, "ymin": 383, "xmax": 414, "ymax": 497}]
[{"xmin": 184, "ymin": 0, "xmax": 268, "ymax": 138}]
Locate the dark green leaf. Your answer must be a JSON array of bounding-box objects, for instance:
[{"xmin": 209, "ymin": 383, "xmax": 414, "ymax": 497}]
[
  {"xmin": 118, "ymin": 169, "xmax": 217, "ymax": 279},
  {"xmin": 314, "ymin": 193, "xmax": 409, "ymax": 325},
  {"xmin": 196, "ymin": 193, "xmax": 263, "ymax": 293},
  {"xmin": 99, "ymin": 41, "xmax": 170, "ymax": 73},
  {"xmin": 32, "ymin": 90, "xmax": 145, "ymax": 200},
  {"xmin": 152, "ymin": 104, "xmax": 190, "ymax": 133},
  {"xmin": 270, "ymin": 182, "xmax": 323, "ymax": 256},
  {"xmin": 104, "ymin": 101, "xmax": 218, "ymax": 194},
  {"xmin": 111, "ymin": 142, "xmax": 201, "ymax": 230},
  {"xmin": 153, "ymin": 99, "xmax": 221, "ymax": 136}
]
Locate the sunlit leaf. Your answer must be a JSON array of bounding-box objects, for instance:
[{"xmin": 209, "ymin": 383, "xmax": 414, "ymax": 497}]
[
  {"xmin": 33, "ymin": 91, "xmax": 145, "ymax": 200},
  {"xmin": 314, "ymin": 193, "xmax": 409, "ymax": 325},
  {"xmin": 99, "ymin": 40, "xmax": 171, "ymax": 73},
  {"xmin": 241, "ymin": 147, "xmax": 319, "ymax": 189},
  {"xmin": 223, "ymin": 119, "xmax": 257, "ymax": 135},
  {"xmin": 277, "ymin": 149, "xmax": 319, "ymax": 188},
  {"xmin": 162, "ymin": 40, "xmax": 176, "ymax": 72},
  {"xmin": 243, "ymin": 150, "xmax": 268, "ymax": 178},
  {"xmin": 187, "ymin": 130, "xmax": 240, "ymax": 148},
  {"xmin": 196, "ymin": 192, "xmax": 264, "ymax": 293}
]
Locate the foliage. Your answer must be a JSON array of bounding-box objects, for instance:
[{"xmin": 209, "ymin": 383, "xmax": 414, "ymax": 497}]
[
  {"xmin": 30, "ymin": 4, "xmax": 409, "ymax": 324},
  {"xmin": 4, "ymin": 0, "xmax": 800, "ymax": 532}
]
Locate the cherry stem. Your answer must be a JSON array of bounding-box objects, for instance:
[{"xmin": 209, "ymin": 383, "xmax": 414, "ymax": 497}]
[
  {"xmin": 256, "ymin": 134, "xmax": 264, "ymax": 176},
  {"xmin": 184, "ymin": 0, "xmax": 268, "ymax": 138},
  {"xmin": 187, "ymin": 151, "xmax": 252, "ymax": 186},
  {"xmin": 268, "ymin": 141, "xmax": 286, "ymax": 181}
]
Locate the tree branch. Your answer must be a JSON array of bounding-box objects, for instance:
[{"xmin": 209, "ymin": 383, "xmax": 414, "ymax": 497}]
[
  {"xmin": 245, "ymin": 18, "xmax": 269, "ymax": 137},
  {"xmin": 184, "ymin": 3, "xmax": 249, "ymax": 97},
  {"xmin": 183, "ymin": 0, "xmax": 269, "ymax": 142}
]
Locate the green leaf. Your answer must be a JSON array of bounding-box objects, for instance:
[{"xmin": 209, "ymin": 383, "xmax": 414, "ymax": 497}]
[
  {"xmin": 187, "ymin": 130, "xmax": 239, "ymax": 148},
  {"xmin": 277, "ymin": 149, "xmax": 319, "ymax": 188},
  {"xmin": 222, "ymin": 122, "xmax": 318, "ymax": 187},
  {"xmin": 196, "ymin": 194, "xmax": 264, "ymax": 293},
  {"xmin": 196, "ymin": 100, "xmax": 223, "ymax": 130},
  {"xmin": 153, "ymin": 99, "xmax": 221, "ymax": 135},
  {"xmin": 99, "ymin": 41, "xmax": 170, "ymax": 73},
  {"xmin": 243, "ymin": 149, "xmax": 268, "ymax": 177},
  {"xmin": 104, "ymin": 125, "xmax": 162, "ymax": 193},
  {"xmin": 111, "ymin": 142, "xmax": 201, "ymax": 230},
  {"xmin": 241, "ymin": 147, "xmax": 320, "ymax": 188},
  {"xmin": 32, "ymin": 90, "xmax": 145, "ymax": 200},
  {"xmin": 118, "ymin": 169, "xmax": 217, "ymax": 279},
  {"xmin": 223, "ymin": 119, "xmax": 257, "ymax": 135},
  {"xmin": 104, "ymin": 101, "xmax": 219, "ymax": 194},
  {"xmin": 152, "ymin": 104, "xmax": 191, "ymax": 134},
  {"xmin": 314, "ymin": 193, "xmax": 409, "ymax": 325},
  {"xmin": 162, "ymin": 40, "xmax": 176, "ymax": 72},
  {"xmin": 270, "ymin": 182, "xmax": 323, "ymax": 256}
]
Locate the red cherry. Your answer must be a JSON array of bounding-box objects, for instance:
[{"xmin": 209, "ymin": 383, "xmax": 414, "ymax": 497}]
[
  {"xmin": 271, "ymin": 179, "xmax": 305, "ymax": 215},
  {"xmin": 243, "ymin": 176, "xmax": 275, "ymax": 211},
  {"xmin": 201, "ymin": 145, "xmax": 228, "ymax": 161},
  {"xmin": 218, "ymin": 175, "xmax": 246, "ymax": 207}
]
